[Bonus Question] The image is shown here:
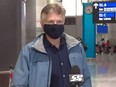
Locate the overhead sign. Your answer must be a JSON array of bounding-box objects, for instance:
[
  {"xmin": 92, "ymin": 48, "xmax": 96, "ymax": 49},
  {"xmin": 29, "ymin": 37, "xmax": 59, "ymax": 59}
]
[
  {"xmin": 97, "ymin": 25, "xmax": 108, "ymax": 33},
  {"xmin": 93, "ymin": 1, "xmax": 116, "ymax": 23}
]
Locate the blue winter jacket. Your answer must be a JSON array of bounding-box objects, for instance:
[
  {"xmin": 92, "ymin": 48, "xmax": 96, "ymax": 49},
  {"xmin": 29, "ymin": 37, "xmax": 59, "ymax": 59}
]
[{"xmin": 11, "ymin": 33, "xmax": 92, "ymax": 87}]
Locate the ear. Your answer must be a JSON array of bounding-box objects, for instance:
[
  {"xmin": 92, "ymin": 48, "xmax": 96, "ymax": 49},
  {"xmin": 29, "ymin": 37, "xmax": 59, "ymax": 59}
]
[
  {"xmin": 40, "ymin": 21, "xmax": 45, "ymax": 33},
  {"xmin": 40, "ymin": 21, "xmax": 44, "ymax": 28}
]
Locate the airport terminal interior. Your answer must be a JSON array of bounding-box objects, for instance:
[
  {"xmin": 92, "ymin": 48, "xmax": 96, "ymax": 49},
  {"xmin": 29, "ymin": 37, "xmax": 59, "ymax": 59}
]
[{"xmin": 0, "ymin": 0, "xmax": 116, "ymax": 87}]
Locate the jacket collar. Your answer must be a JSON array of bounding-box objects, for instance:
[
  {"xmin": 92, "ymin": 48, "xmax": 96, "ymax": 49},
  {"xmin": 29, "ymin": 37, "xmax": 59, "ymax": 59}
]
[
  {"xmin": 32, "ymin": 33, "xmax": 46, "ymax": 53},
  {"xmin": 32, "ymin": 33, "xmax": 80, "ymax": 53}
]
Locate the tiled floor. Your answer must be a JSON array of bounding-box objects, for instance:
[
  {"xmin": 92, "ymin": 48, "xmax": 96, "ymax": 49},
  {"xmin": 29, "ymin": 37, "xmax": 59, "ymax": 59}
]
[{"xmin": 88, "ymin": 54, "xmax": 116, "ymax": 87}]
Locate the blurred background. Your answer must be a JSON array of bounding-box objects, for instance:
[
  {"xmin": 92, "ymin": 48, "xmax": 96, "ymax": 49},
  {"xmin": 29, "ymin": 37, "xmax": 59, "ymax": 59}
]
[{"xmin": 0, "ymin": 0, "xmax": 116, "ymax": 87}]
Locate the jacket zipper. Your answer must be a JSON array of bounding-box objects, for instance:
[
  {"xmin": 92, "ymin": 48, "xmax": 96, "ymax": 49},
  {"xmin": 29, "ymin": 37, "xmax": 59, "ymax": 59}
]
[{"xmin": 47, "ymin": 55, "xmax": 52, "ymax": 87}]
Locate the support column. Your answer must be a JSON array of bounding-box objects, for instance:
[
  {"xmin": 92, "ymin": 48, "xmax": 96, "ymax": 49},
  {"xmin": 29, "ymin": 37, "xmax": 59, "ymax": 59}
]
[
  {"xmin": 83, "ymin": 3, "xmax": 96, "ymax": 58},
  {"xmin": 26, "ymin": 0, "xmax": 36, "ymax": 43}
]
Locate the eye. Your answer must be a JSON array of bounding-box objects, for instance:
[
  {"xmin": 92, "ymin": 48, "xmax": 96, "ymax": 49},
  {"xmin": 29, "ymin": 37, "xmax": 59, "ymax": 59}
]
[
  {"xmin": 47, "ymin": 20, "xmax": 54, "ymax": 24},
  {"xmin": 57, "ymin": 20, "xmax": 63, "ymax": 24},
  {"xmin": 45, "ymin": 20, "xmax": 64, "ymax": 24}
]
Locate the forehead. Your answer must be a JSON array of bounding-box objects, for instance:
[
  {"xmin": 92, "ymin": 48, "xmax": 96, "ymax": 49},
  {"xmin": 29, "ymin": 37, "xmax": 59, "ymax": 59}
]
[{"xmin": 44, "ymin": 13, "xmax": 64, "ymax": 21}]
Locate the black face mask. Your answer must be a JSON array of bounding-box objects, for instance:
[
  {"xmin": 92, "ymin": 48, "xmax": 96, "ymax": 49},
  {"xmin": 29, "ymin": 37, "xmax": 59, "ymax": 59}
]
[{"xmin": 43, "ymin": 24, "xmax": 64, "ymax": 39}]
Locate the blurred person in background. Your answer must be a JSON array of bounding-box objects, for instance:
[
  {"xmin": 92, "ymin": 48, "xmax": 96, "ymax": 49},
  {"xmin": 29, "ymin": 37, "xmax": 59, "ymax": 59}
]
[
  {"xmin": 76, "ymin": 37, "xmax": 88, "ymax": 51},
  {"xmin": 105, "ymin": 40, "xmax": 111, "ymax": 54}
]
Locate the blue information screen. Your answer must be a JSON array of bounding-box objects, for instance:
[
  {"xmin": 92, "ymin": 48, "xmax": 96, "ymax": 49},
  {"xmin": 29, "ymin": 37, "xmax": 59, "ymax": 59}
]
[
  {"xmin": 93, "ymin": 1, "xmax": 116, "ymax": 23},
  {"xmin": 97, "ymin": 25, "xmax": 108, "ymax": 33}
]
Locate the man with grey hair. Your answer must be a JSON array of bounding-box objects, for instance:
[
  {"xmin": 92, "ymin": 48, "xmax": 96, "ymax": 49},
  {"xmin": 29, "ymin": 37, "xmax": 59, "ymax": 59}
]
[{"xmin": 11, "ymin": 3, "xmax": 92, "ymax": 87}]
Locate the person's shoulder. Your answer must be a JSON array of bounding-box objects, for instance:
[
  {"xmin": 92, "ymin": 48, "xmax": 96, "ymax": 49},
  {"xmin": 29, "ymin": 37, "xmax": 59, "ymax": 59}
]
[
  {"xmin": 21, "ymin": 36, "xmax": 39, "ymax": 51},
  {"xmin": 24, "ymin": 33, "xmax": 44, "ymax": 48},
  {"xmin": 76, "ymin": 42, "xmax": 87, "ymax": 52},
  {"xmin": 64, "ymin": 33, "xmax": 80, "ymax": 44}
]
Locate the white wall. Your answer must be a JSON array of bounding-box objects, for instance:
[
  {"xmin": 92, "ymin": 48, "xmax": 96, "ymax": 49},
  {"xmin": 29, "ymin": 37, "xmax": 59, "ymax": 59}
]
[
  {"xmin": 36, "ymin": 0, "xmax": 47, "ymax": 27},
  {"xmin": 62, "ymin": 0, "xmax": 83, "ymax": 16},
  {"xmin": 64, "ymin": 16, "xmax": 83, "ymax": 38},
  {"xmin": 109, "ymin": 23, "xmax": 116, "ymax": 46}
]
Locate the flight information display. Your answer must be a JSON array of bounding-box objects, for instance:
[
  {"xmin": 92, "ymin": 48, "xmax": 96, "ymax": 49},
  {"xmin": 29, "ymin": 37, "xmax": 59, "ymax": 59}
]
[{"xmin": 93, "ymin": 1, "xmax": 116, "ymax": 23}]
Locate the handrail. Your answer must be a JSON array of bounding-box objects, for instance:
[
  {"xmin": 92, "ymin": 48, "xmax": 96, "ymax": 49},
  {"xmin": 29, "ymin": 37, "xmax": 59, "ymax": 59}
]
[{"xmin": 0, "ymin": 71, "xmax": 10, "ymax": 74}]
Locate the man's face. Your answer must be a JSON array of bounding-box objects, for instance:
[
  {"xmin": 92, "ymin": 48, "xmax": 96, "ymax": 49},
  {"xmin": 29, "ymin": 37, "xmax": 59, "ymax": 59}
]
[
  {"xmin": 40, "ymin": 13, "xmax": 65, "ymax": 39},
  {"xmin": 41, "ymin": 13, "xmax": 65, "ymax": 25}
]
